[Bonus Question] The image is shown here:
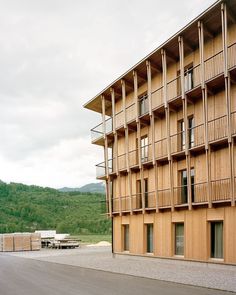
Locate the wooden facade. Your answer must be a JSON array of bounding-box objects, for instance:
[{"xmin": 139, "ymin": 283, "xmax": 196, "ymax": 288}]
[{"xmin": 85, "ymin": 0, "xmax": 236, "ymax": 264}]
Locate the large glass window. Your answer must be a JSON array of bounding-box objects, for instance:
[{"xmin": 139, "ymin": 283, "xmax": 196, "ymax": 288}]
[
  {"xmin": 146, "ymin": 224, "xmax": 154, "ymax": 253},
  {"xmin": 144, "ymin": 179, "xmax": 148, "ymax": 208},
  {"xmin": 136, "ymin": 180, "xmax": 142, "ymax": 209},
  {"xmin": 123, "ymin": 224, "xmax": 129, "ymax": 251},
  {"xmin": 184, "ymin": 66, "xmax": 193, "ymax": 91},
  {"xmin": 180, "ymin": 170, "xmax": 188, "ymax": 204},
  {"xmin": 189, "ymin": 117, "xmax": 195, "ymax": 148},
  {"xmin": 175, "ymin": 223, "xmax": 184, "ymax": 256},
  {"xmin": 139, "ymin": 93, "xmax": 149, "ymax": 116},
  {"xmin": 211, "ymin": 221, "xmax": 223, "ymax": 259},
  {"xmin": 141, "ymin": 135, "xmax": 148, "ymax": 163}
]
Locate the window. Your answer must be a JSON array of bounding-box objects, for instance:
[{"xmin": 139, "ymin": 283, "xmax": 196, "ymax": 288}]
[
  {"xmin": 139, "ymin": 93, "xmax": 148, "ymax": 116},
  {"xmin": 141, "ymin": 135, "xmax": 148, "ymax": 163},
  {"xmin": 144, "ymin": 179, "xmax": 148, "ymax": 208},
  {"xmin": 211, "ymin": 221, "xmax": 223, "ymax": 259},
  {"xmin": 188, "ymin": 117, "xmax": 194, "ymax": 148},
  {"xmin": 123, "ymin": 225, "xmax": 129, "ymax": 251},
  {"xmin": 184, "ymin": 66, "xmax": 193, "ymax": 91},
  {"xmin": 175, "ymin": 223, "xmax": 184, "ymax": 256},
  {"xmin": 146, "ymin": 224, "xmax": 154, "ymax": 253},
  {"xmin": 180, "ymin": 169, "xmax": 188, "ymax": 204},
  {"xmin": 191, "ymin": 168, "xmax": 195, "ymax": 202},
  {"xmin": 136, "ymin": 180, "xmax": 142, "ymax": 209},
  {"xmin": 179, "ymin": 117, "xmax": 194, "ymax": 150}
]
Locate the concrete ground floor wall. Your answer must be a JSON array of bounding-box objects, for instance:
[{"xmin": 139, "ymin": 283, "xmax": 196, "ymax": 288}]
[{"xmin": 113, "ymin": 206, "xmax": 236, "ymax": 264}]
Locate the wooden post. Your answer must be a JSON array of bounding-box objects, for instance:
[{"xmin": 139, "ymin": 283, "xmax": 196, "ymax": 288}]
[
  {"xmin": 161, "ymin": 49, "xmax": 167, "ymax": 107},
  {"xmin": 101, "ymin": 95, "xmax": 106, "ymax": 137},
  {"xmin": 128, "ymin": 172, "xmax": 133, "ymax": 215},
  {"xmin": 107, "ymin": 177, "xmax": 112, "ymax": 217},
  {"xmin": 146, "ymin": 60, "xmax": 152, "ymax": 116},
  {"xmin": 133, "ymin": 70, "xmax": 139, "ymax": 122},
  {"xmin": 206, "ymin": 148, "xmax": 212, "ymax": 208},
  {"xmin": 166, "ymin": 107, "xmax": 171, "ymax": 160},
  {"xmin": 114, "ymin": 133, "xmax": 118, "ymax": 174},
  {"xmin": 118, "ymin": 175, "xmax": 122, "ymax": 216},
  {"xmin": 141, "ymin": 168, "xmax": 145, "ymax": 214},
  {"xmin": 137, "ymin": 121, "xmax": 141, "ymax": 168},
  {"xmin": 154, "ymin": 164, "xmax": 159, "ymax": 212},
  {"xmin": 110, "ymin": 88, "xmax": 116, "ymax": 133},
  {"xmin": 169, "ymin": 159, "xmax": 174, "ymax": 212},
  {"xmin": 125, "ymin": 128, "xmax": 129, "ymax": 172},
  {"xmin": 151, "ymin": 114, "xmax": 155, "ymax": 165},
  {"xmin": 121, "ymin": 79, "xmax": 127, "ymax": 128}
]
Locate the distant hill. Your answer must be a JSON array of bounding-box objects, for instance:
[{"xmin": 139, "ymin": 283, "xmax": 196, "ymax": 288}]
[
  {"xmin": 59, "ymin": 182, "xmax": 105, "ymax": 194},
  {"xmin": 0, "ymin": 181, "xmax": 110, "ymax": 235}
]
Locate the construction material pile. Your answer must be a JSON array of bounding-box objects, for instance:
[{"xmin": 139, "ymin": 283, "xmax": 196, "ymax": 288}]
[{"xmin": 0, "ymin": 233, "xmax": 41, "ymax": 252}]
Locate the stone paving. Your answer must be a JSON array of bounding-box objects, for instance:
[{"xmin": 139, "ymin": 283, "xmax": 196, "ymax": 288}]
[{"xmin": 4, "ymin": 246, "xmax": 236, "ymax": 293}]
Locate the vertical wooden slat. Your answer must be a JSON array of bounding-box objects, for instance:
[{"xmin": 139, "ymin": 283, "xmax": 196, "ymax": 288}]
[
  {"xmin": 121, "ymin": 79, "xmax": 127, "ymax": 128},
  {"xmin": 169, "ymin": 159, "xmax": 174, "ymax": 212},
  {"xmin": 146, "ymin": 60, "xmax": 152, "ymax": 116},
  {"xmin": 207, "ymin": 148, "xmax": 212, "ymax": 208},
  {"xmin": 118, "ymin": 174, "xmax": 122, "ymax": 216},
  {"xmin": 161, "ymin": 49, "xmax": 167, "ymax": 107},
  {"xmin": 128, "ymin": 172, "xmax": 133, "ymax": 215},
  {"xmin": 140, "ymin": 168, "xmax": 145, "ymax": 214},
  {"xmin": 133, "ymin": 70, "xmax": 139, "ymax": 122},
  {"xmin": 110, "ymin": 88, "xmax": 116, "ymax": 133},
  {"xmin": 154, "ymin": 164, "xmax": 159, "ymax": 213},
  {"xmin": 107, "ymin": 176, "xmax": 112, "ymax": 217},
  {"xmin": 137, "ymin": 121, "xmax": 141, "ymax": 168}
]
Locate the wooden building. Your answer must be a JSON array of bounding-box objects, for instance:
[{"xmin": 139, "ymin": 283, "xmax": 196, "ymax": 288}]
[{"xmin": 84, "ymin": 0, "xmax": 236, "ymax": 264}]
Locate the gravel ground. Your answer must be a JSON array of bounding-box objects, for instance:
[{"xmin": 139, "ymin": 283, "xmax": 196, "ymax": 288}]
[{"xmin": 4, "ymin": 246, "xmax": 236, "ymax": 293}]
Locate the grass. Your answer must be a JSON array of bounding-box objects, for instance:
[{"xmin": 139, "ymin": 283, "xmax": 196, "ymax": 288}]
[{"xmin": 72, "ymin": 234, "xmax": 112, "ymax": 244}]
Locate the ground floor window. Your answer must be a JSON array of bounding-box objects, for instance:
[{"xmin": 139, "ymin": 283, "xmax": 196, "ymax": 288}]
[
  {"xmin": 146, "ymin": 224, "xmax": 153, "ymax": 253},
  {"xmin": 175, "ymin": 223, "xmax": 184, "ymax": 256},
  {"xmin": 210, "ymin": 221, "xmax": 223, "ymax": 259},
  {"xmin": 123, "ymin": 224, "xmax": 129, "ymax": 251}
]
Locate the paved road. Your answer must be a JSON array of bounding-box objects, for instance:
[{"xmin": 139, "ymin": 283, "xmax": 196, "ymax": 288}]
[{"xmin": 0, "ymin": 254, "xmax": 232, "ymax": 295}]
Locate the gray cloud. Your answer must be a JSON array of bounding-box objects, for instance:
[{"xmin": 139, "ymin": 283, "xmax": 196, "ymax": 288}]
[{"xmin": 0, "ymin": 0, "xmax": 215, "ymax": 187}]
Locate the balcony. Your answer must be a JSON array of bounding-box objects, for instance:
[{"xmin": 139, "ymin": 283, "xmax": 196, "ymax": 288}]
[
  {"xmin": 211, "ymin": 178, "xmax": 231, "ymax": 203},
  {"xmin": 112, "ymin": 198, "xmax": 120, "ymax": 214},
  {"xmin": 141, "ymin": 143, "xmax": 153, "ymax": 166},
  {"xmin": 126, "ymin": 102, "xmax": 136, "ymax": 125},
  {"xmin": 96, "ymin": 159, "xmax": 115, "ymax": 179},
  {"xmin": 231, "ymin": 111, "xmax": 236, "ymax": 136},
  {"xmin": 170, "ymin": 131, "xmax": 185, "ymax": 157},
  {"xmin": 115, "ymin": 110, "xmax": 124, "ymax": 130},
  {"xmin": 192, "ymin": 182, "xmax": 208, "ymax": 204},
  {"xmin": 155, "ymin": 137, "xmax": 168, "ymax": 161},
  {"xmin": 118, "ymin": 153, "xmax": 127, "ymax": 173},
  {"xmin": 205, "ymin": 50, "xmax": 224, "ymax": 82},
  {"xmin": 228, "ymin": 42, "xmax": 236, "ymax": 72},
  {"xmin": 129, "ymin": 148, "xmax": 139, "ymax": 170},
  {"xmin": 132, "ymin": 193, "xmax": 142, "ymax": 211},
  {"xmin": 151, "ymin": 86, "xmax": 164, "ymax": 110},
  {"xmin": 121, "ymin": 196, "xmax": 131, "ymax": 212},
  {"xmin": 91, "ymin": 117, "xmax": 113, "ymax": 145},
  {"xmin": 189, "ymin": 123, "xmax": 205, "ymax": 151},
  {"xmin": 145, "ymin": 191, "xmax": 156, "ymax": 210},
  {"xmin": 208, "ymin": 115, "xmax": 228, "ymax": 144},
  {"xmin": 173, "ymin": 185, "xmax": 188, "ymax": 207},
  {"xmin": 157, "ymin": 188, "xmax": 171, "ymax": 208}
]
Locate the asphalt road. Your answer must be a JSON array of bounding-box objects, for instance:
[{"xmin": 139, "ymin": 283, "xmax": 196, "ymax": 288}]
[{"xmin": 0, "ymin": 254, "xmax": 232, "ymax": 295}]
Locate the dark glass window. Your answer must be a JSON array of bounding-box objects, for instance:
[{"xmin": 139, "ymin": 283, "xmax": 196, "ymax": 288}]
[
  {"xmin": 146, "ymin": 224, "xmax": 154, "ymax": 253},
  {"xmin": 175, "ymin": 223, "xmax": 184, "ymax": 255},
  {"xmin": 123, "ymin": 225, "xmax": 129, "ymax": 251},
  {"xmin": 211, "ymin": 222, "xmax": 223, "ymax": 259}
]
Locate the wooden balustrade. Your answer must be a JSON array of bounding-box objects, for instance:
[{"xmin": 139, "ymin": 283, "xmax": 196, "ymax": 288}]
[
  {"xmin": 189, "ymin": 123, "xmax": 205, "ymax": 148},
  {"xmin": 126, "ymin": 103, "xmax": 136, "ymax": 123},
  {"xmin": 208, "ymin": 115, "xmax": 227, "ymax": 142},
  {"xmin": 121, "ymin": 196, "xmax": 131, "ymax": 211},
  {"xmin": 157, "ymin": 188, "xmax": 171, "ymax": 208},
  {"xmin": 145, "ymin": 191, "xmax": 156, "ymax": 209},
  {"xmin": 228, "ymin": 42, "xmax": 236, "ymax": 70},
  {"xmin": 211, "ymin": 178, "xmax": 231, "ymax": 202},
  {"xmin": 112, "ymin": 198, "xmax": 120, "ymax": 213},
  {"xmin": 141, "ymin": 143, "xmax": 153, "ymax": 163},
  {"xmin": 204, "ymin": 50, "xmax": 224, "ymax": 81},
  {"xmin": 118, "ymin": 153, "xmax": 126, "ymax": 171},
  {"xmin": 173, "ymin": 185, "xmax": 188, "ymax": 206},
  {"xmin": 151, "ymin": 86, "xmax": 163, "ymax": 109},
  {"xmin": 192, "ymin": 182, "xmax": 208, "ymax": 203},
  {"xmin": 170, "ymin": 131, "xmax": 185, "ymax": 154},
  {"xmin": 167, "ymin": 76, "xmax": 181, "ymax": 101},
  {"xmin": 129, "ymin": 149, "xmax": 138, "ymax": 167},
  {"xmin": 155, "ymin": 138, "xmax": 168, "ymax": 159},
  {"xmin": 115, "ymin": 110, "xmax": 124, "ymax": 129},
  {"xmin": 131, "ymin": 193, "xmax": 142, "ymax": 210}
]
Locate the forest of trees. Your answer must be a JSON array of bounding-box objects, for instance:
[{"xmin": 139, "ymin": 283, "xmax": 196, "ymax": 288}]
[{"xmin": 0, "ymin": 181, "xmax": 111, "ymax": 235}]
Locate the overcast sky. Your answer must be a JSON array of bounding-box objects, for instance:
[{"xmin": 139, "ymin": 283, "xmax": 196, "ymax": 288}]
[{"xmin": 0, "ymin": 0, "xmax": 216, "ymax": 188}]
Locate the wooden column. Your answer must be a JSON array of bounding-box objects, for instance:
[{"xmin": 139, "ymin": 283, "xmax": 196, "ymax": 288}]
[
  {"xmin": 101, "ymin": 95, "xmax": 106, "ymax": 136},
  {"xmin": 146, "ymin": 60, "xmax": 152, "ymax": 116},
  {"xmin": 125, "ymin": 128, "xmax": 129, "ymax": 172},
  {"xmin": 154, "ymin": 164, "xmax": 159, "ymax": 212},
  {"xmin": 107, "ymin": 177, "xmax": 112, "ymax": 217},
  {"xmin": 133, "ymin": 70, "xmax": 139, "ymax": 122},
  {"xmin": 140, "ymin": 168, "xmax": 145, "ymax": 214},
  {"xmin": 114, "ymin": 133, "xmax": 118, "ymax": 174},
  {"xmin": 206, "ymin": 148, "xmax": 212, "ymax": 208},
  {"xmin": 137, "ymin": 121, "xmax": 141, "ymax": 168},
  {"xmin": 169, "ymin": 159, "xmax": 174, "ymax": 212},
  {"xmin": 102, "ymin": 95, "xmax": 109, "ymax": 178},
  {"xmin": 121, "ymin": 79, "xmax": 127, "ymax": 129},
  {"xmin": 161, "ymin": 49, "xmax": 167, "ymax": 108},
  {"xmin": 151, "ymin": 115, "xmax": 156, "ymax": 165},
  {"xmin": 118, "ymin": 175, "xmax": 122, "ymax": 216},
  {"xmin": 110, "ymin": 88, "xmax": 116, "ymax": 133},
  {"xmin": 128, "ymin": 172, "xmax": 133, "ymax": 215}
]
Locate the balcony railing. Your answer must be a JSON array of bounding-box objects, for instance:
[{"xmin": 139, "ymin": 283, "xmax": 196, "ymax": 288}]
[
  {"xmin": 170, "ymin": 131, "xmax": 185, "ymax": 154},
  {"xmin": 126, "ymin": 102, "xmax": 136, "ymax": 123},
  {"xmin": 186, "ymin": 64, "xmax": 201, "ymax": 90},
  {"xmin": 228, "ymin": 42, "xmax": 236, "ymax": 70},
  {"xmin": 158, "ymin": 188, "xmax": 171, "ymax": 208},
  {"xmin": 205, "ymin": 50, "xmax": 224, "ymax": 81},
  {"xmin": 139, "ymin": 94, "xmax": 149, "ymax": 116},
  {"xmin": 141, "ymin": 143, "xmax": 153, "ymax": 163},
  {"xmin": 112, "ymin": 198, "xmax": 120, "ymax": 213},
  {"xmin": 189, "ymin": 123, "xmax": 205, "ymax": 148},
  {"xmin": 231, "ymin": 111, "xmax": 236, "ymax": 135},
  {"xmin": 96, "ymin": 162, "xmax": 106, "ymax": 178},
  {"xmin": 192, "ymin": 182, "xmax": 208, "ymax": 203},
  {"xmin": 91, "ymin": 117, "xmax": 112, "ymax": 142},
  {"xmin": 151, "ymin": 86, "xmax": 163, "ymax": 109},
  {"xmin": 167, "ymin": 76, "xmax": 181, "ymax": 101},
  {"xmin": 132, "ymin": 193, "xmax": 142, "ymax": 210},
  {"xmin": 208, "ymin": 115, "xmax": 227, "ymax": 142},
  {"xmin": 121, "ymin": 196, "xmax": 131, "ymax": 211},
  {"xmin": 145, "ymin": 191, "xmax": 156, "ymax": 209},
  {"xmin": 129, "ymin": 148, "xmax": 139, "ymax": 167},
  {"xmin": 173, "ymin": 185, "xmax": 188, "ymax": 206},
  {"xmin": 118, "ymin": 153, "xmax": 127, "ymax": 171},
  {"xmin": 115, "ymin": 110, "xmax": 124, "ymax": 129},
  {"xmin": 155, "ymin": 137, "xmax": 168, "ymax": 159},
  {"xmin": 211, "ymin": 178, "xmax": 231, "ymax": 202}
]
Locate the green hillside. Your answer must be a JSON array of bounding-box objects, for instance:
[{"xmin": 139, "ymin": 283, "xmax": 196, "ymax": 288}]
[{"xmin": 0, "ymin": 181, "xmax": 111, "ymax": 236}]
